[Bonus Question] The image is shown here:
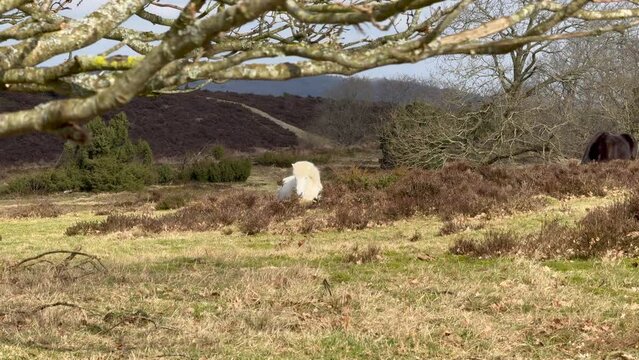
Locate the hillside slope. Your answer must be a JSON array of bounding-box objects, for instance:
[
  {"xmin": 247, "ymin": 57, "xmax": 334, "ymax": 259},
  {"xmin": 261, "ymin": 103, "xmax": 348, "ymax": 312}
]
[
  {"xmin": 0, "ymin": 91, "xmax": 311, "ymax": 167},
  {"xmin": 207, "ymin": 91, "xmax": 324, "ymax": 130}
]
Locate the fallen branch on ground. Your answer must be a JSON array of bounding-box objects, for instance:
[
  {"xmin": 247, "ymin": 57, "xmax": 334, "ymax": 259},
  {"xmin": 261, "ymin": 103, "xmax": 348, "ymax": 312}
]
[
  {"xmin": 12, "ymin": 249, "xmax": 108, "ymax": 273},
  {"xmin": 0, "ymin": 301, "xmax": 87, "ymax": 318}
]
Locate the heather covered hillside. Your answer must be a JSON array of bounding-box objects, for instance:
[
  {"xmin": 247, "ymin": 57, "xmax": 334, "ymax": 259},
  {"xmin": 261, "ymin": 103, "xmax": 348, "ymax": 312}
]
[
  {"xmin": 0, "ymin": 77, "xmax": 454, "ymax": 167},
  {"xmin": 0, "ymin": 90, "xmax": 309, "ymax": 166}
]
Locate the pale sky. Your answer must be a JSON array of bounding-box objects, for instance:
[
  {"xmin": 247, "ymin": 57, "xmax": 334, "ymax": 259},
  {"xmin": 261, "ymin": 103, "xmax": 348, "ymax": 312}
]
[{"xmin": 49, "ymin": 1, "xmax": 441, "ymax": 80}]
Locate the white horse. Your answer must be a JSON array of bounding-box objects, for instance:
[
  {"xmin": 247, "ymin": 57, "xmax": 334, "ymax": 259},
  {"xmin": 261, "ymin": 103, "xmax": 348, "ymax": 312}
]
[{"xmin": 277, "ymin": 161, "xmax": 322, "ymax": 203}]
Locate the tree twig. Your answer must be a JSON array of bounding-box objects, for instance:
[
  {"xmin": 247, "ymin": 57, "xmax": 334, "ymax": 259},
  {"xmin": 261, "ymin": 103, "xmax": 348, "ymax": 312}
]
[{"xmin": 12, "ymin": 250, "xmax": 108, "ymax": 273}]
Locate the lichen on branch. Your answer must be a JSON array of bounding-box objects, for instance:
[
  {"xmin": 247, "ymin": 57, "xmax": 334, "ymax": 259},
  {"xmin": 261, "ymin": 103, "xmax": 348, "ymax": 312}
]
[{"xmin": 0, "ymin": 0, "xmax": 638, "ymax": 138}]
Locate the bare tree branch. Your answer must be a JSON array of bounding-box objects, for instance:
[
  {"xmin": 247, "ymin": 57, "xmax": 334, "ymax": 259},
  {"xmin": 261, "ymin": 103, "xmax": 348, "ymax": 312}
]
[{"xmin": 0, "ymin": 0, "xmax": 638, "ymax": 138}]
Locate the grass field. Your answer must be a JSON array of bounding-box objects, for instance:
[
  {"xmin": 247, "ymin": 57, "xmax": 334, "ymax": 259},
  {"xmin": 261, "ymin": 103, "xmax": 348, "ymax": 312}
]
[{"xmin": 1, "ymin": 164, "xmax": 639, "ymax": 359}]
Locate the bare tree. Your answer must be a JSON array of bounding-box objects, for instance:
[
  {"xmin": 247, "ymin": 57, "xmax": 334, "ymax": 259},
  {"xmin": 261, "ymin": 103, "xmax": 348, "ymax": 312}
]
[
  {"xmin": 1, "ymin": 0, "xmax": 639, "ymax": 141},
  {"xmin": 312, "ymin": 77, "xmax": 387, "ymax": 145},
  {"xmin": 543, "ymin": 31, "xmax": 639, "ymax": 132},
  {"xmin": 381, "ymin": 26, "xmax": 639, "ymax": 169},
  {"xmin": 380, "ymin": 96, "xmax": 563, "ymax": 168},
  {"xmin": 383, "ymin": 0, "xmax": 639, "ymax": 166}
]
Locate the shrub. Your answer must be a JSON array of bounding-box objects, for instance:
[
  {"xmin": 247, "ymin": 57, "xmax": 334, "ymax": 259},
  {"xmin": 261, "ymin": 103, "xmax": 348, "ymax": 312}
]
[
  {"xmin": 379, "ymin": 102, "xmax": 457, "ymax": 169},
  {"xmin": 213, "ymin": 158, "xmax": 252, "ymax": 182},
  {"xmin": 383, "ymin": 166, "xmax": 505, "ymax": 220},
  {"xmin": 6, "ymin": 172, "xmax": 47, "ymax": 194},
  {"xmin": 439, "ymin": 221, "xmax": 463, "ymax": 236},
  {"xmin": 210, "ymin": 145, "xmax": 225, "ymax": 160},
  {"xmin": 78, "ymin": 158, "xmax": 157, "ymax": 192},
  {"xmin": 318, "ymin": 183, "xmax": 389, "ymax": 230},
  {"xmin": 5, "ymin": 201, "xmax": 64, "ymax": 218},
  {"xmin": 518, "ymin": 219, "xmax": 578, "ymax": 259},
  {"xmin": 449, "ymin": 192, "xmax": 639, "ymax": 259},
  {"xmin": 156, "ymin": 164, "xmax": 176, "ymax": 184},
  {"xmin": 238, "ymin": 212, "xmax": 271, "ymax": 235},
  {"xmin": 408, "ymin": 231, "xmax": 422, "ymax": 242},
  {"xmin": 379, "ymin": 100, "xmax": 559, "ymax": 169},
  {"xmin": 181, "ymin": 158, "xmax": 251, "ymax": 183},
  {"xmin": 449, "ymin": 231, "xmax": 518, "ymax": 258},
  {"xmin": 155, "ymin": 194, "xmax": 189, "ymax": 210},
  {"xmin": 136, "ymin": 139, "xmax": 154, "ymax": 165},
  {"xmin": 439, "ymin": 218, "xmax": 485, "ymax": 236},
  {"xmin": 62, "ymin": 161, "xmax": 639, "ymax": 241},
  {"xmin": 65, "ymin": 189, "xmax": 305, "ymax": 236},
  {"xmin": 5, "ymin": 112, "xmax": 159, "ymax": 194},
  {"xmin": 65, "ymin": 220, "xmax": 98, "ymax": 236},
  {"xmin": 254, "ymin": 150, "xmax": 331, "ymax": 168},
  {"xmin": 65, "ymin": 214, "xmax": 156, "ymax": 236},
  {"xmin": 6, "ymin": 168, "xmax": 82, "ymax": 194},
  {"xmin": 551, "ymin": 194, "xmax": 639, "ymax": 258},
  {"xmin": 330, "ymin": 167, "xmax": 404, "ymax": 191},
  {"xmin": 332, "ymin": 205, "xmax": 370, "ymax": 230}
]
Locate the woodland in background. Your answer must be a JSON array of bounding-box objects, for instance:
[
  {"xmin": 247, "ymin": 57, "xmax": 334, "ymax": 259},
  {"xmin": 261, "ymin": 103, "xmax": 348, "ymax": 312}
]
[{"xmin": 314, "ymin": 32, "xmax": 639, "ymax": 169}]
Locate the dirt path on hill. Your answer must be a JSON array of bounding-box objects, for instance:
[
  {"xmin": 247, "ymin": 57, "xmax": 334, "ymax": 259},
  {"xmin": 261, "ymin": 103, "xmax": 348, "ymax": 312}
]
[{"xmin": 209, "ymin": 97, "xmax": 333, "ymax": 147}]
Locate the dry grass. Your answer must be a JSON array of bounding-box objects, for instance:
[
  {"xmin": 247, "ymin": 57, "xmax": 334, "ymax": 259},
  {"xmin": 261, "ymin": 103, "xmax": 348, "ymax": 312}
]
[
  {"xmin": 439, "ymin": 216, "xmax": 486, "ymax": 235},
  {"xmin": 61, "ymin": 160, "xmax": 639, "ymax": 237},
  {"xmin": 0, "ymin": 215, "xmax": 635, "ymax": 356},
  {"xmin": 1, "ymin": 216, "xmax": 638, "ymax": 358},
  {"xmin": 451, "ymin": 191, "xmax": 639, "ymax": 259},
  {"xmin": 154, "ymin": 192, "xmax": 190, "ymax": 210},
  {"xmin": 449, "ymin": 230, "xmax": 518, "ymax": 257},
  {"xmin": 3, "ymin": 201, "xmax": 65, "ymax": 218},
  {"xmin": 344, "ymin": 244, "xmax": 382, "ymax": 264},
  {"xmin": 67, "ymin": 189, "xmax": 307, "ymax": 236},
  {"xmin": 2, "ymin": 161, "xmax": 639, "ymax": 358}
]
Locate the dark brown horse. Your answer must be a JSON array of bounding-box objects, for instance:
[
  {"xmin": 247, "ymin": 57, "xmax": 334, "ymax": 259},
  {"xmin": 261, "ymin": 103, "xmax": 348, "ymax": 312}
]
[{"xmin": 581, "ymin": 132, "xmax": 637, "ymax": 164}]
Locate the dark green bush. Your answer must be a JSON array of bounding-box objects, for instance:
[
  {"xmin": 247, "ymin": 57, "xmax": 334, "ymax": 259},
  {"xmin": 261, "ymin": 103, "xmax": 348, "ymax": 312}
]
[
  {"xmin": 156, "ymin": 164, "xmax": 176, "ymax": 184},
  {"xmin": 181, "ymin": 157, "xmax": 251, "ymax": 183},
  {"xmin": 215, "ymin": 158, "xmax": 252, "ymax": 182},
  {"xmin": 4, "ymin": 122, "xmax": 247, "ymax": 195},
  {"xmin": 254, "ymin": 150, "xmax": 331, "ymax": 168},
  {"xmin": 6, "ymin": 168, "xmax": 82, "ymax": 194},
  {"xmin": 210, "ymin": 145, "xmax": 225, "ymax": 160},
  {"xmin": 77, "ymin": 157, "xmax": 154, "ymax": 192},
  {"xmin": 5, "ymin": 112, "xmax": 159, "ymax": 195},
  {"xmin": 136, "ymin": 140, "xmax": 154, "ymax": 165},
  {"xmin": 66, "ymin": 114, "xmax": 157, "ymax": 192},
  {"xmin": 185, "ymin": 161, "xmax": 210, "ymax": 182}
]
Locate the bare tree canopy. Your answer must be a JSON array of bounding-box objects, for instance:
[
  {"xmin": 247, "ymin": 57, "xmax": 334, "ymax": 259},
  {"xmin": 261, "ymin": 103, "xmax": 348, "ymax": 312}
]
[{"xmin": 1, "ymin": 0, "xmax": 639, "ymax": 139}]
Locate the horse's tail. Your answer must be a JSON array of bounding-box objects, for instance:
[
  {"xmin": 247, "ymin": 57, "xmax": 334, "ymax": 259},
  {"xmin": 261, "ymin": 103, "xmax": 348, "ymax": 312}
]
[{"xmin": 620, "ymin": 133, "xmax": 638, "ymax": 160}]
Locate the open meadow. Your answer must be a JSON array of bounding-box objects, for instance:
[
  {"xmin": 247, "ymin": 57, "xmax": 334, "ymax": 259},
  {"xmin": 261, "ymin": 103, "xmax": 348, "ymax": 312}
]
[
  {"xmin": 4, "ymin": 0, "xmax": 639, "ymax": 358},
  {"xmin": 1, "ymin": 154, "xmax": 639, "ymax": 359}
]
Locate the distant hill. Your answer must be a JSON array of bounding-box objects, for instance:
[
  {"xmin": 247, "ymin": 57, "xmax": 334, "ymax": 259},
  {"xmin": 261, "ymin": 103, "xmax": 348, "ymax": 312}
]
[
  {"xmin": 203, "ymin": 76, "xmax": 344, "ymax": 97},
  {"xmin": 0, "ymin": 90, "xmax": 386, "ymax": 167},
  {"xmin": 202, "ymin": 75, "xmax": 456, "ymax": 105},
  {"xmin": 0, "ymin": 90, "xmax": 306, "ymax": 167},
  {"xmin": 0, "ymin": 78, "xmax": 465, "ymax": 167}
]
